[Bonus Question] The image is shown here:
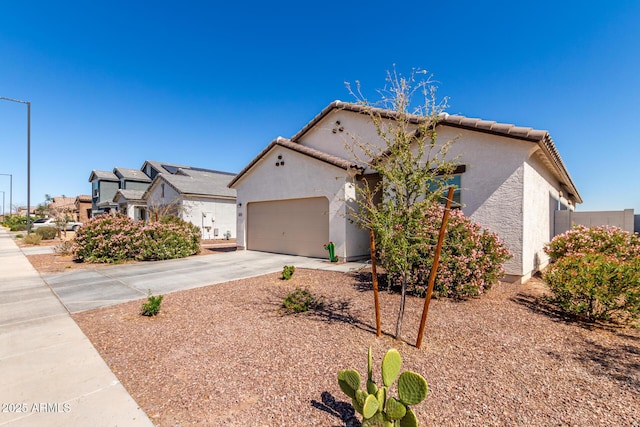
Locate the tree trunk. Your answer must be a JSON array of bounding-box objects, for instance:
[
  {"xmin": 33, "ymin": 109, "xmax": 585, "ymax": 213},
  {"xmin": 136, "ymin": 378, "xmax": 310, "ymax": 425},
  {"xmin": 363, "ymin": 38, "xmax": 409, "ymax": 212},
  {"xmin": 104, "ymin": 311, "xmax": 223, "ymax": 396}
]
[{"xmin": 395, "ymin": 273, "xmax": 407, "ymax": 339}]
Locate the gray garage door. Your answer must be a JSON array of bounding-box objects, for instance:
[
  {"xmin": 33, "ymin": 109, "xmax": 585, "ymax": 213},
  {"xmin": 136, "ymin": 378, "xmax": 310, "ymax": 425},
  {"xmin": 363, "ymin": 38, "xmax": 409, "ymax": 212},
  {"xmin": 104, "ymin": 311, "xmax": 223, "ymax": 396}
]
[{"xmin": 247, "ymin": 197, "xmax": 330, "ymax": 258}]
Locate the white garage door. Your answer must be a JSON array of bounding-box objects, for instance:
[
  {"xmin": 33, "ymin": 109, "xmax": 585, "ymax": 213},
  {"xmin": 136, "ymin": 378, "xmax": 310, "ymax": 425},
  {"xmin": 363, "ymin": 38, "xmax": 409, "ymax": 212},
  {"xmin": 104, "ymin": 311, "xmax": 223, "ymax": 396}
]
[{"xmin": 247, "ymin": 197, "xmax": 329, "ymax": 258}]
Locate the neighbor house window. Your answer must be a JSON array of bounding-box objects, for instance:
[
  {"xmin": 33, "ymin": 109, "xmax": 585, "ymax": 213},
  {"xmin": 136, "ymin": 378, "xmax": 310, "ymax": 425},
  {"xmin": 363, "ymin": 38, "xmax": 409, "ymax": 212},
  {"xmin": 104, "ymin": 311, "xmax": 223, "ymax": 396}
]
[{"xmin": 161, "ymin": 183, "xmax": 165, "ymax": 198}]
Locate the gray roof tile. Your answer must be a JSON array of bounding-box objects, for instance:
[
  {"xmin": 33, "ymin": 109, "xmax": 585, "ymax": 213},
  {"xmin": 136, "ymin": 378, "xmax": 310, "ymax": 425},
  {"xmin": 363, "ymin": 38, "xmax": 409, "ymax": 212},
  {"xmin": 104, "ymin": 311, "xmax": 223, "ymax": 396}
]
[
  {"xmin": 89, "ymin": 170, "xmax": 118, "ymax": 182},
  {"xmin": 114, "ymin": 167, "xmax": 151, "ymax": 182},
  {"xmin": 159, "ymin": 169, "xmax": 236, "ymax": 198},
  {"xmin": 114, "ymin": 189, "xmax": 146, "ymax": 201}
]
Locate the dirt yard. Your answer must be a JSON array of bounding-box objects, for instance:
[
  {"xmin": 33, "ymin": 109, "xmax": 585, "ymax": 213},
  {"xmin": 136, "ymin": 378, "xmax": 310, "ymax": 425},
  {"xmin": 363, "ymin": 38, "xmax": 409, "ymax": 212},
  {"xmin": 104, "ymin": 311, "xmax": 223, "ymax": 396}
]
[{"xmin": 19, "ymin": 234, "xmax": 640, "ymax": 426}]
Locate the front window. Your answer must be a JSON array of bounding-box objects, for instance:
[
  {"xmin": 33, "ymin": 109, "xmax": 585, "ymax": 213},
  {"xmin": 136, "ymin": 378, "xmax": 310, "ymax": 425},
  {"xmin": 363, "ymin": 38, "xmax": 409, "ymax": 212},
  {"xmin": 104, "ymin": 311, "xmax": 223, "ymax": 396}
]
[
  {"xmin": 429, "ymin": 165, "xmax": 465, "ymax": 208},
  {"xmin": 438, "ymin": 175, "xmax": 461, "ymax": 207}
]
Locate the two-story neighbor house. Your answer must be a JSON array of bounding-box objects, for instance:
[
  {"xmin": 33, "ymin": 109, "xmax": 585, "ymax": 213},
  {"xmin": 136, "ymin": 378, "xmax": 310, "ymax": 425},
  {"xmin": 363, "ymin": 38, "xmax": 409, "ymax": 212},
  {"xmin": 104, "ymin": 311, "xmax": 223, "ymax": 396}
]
[
  {"xmin": 229, "ymin": 101, "xmax": 582, "ymax": 283},
  {"xmin": 89, "ymin": 161, "xmax": 237, "ymax": 239},
  {"xmin": 88, "ymin": 170, "xmax": 120, "ymax": 215},
  {"xmin": 89, "ymin": 167, "xmax": 152, "ymax": 216}
]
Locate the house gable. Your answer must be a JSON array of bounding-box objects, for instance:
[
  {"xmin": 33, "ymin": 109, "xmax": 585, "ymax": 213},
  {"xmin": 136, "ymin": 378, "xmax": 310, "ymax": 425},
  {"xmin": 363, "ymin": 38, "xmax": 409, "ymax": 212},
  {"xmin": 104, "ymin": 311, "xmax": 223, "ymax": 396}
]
[
  {"xmin": 229, "ymin": 137, "xmax": 361, "ymax": 189},
  {"xmin": 289, "ymin": 101, "xmax": 581, "ymax": 206}
]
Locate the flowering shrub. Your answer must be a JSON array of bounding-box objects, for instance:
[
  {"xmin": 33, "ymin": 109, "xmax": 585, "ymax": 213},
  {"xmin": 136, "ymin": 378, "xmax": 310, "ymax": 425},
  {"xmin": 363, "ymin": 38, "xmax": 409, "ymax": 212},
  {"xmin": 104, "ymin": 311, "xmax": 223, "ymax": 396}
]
[
  {"xmin": 394, "ymin": 204, "xmax": 512, "ymax": 299},
  {"xmin": 544, "ymin": 225, "xmax": 640, "ymax": 261},
  {"xmin": 137, "ymin": 216, "xmax": 201, "ymax": 260},
  {"xmin": 72, "ymin": 214, "xmax": 142, "ymax": 263},
  {"xmin": 544, "ymin": 254, "xmax": 640, "ymax": 322},
  {"xmin": 72, "ymin": 213, "xmax": 200, "ymax": 263},
  {"xmin": 544, "ymin": 225, "xmax": 640, "ymax": 323}
]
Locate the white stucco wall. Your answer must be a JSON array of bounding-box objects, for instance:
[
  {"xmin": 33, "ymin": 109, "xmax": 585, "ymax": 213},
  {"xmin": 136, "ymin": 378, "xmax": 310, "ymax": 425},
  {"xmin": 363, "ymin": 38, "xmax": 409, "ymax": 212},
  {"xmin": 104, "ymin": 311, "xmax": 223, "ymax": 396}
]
[
  {"xmin": 302, "ymin": 114, "xmax": 561, "ymax": 276},
  {"xmin": 183, "ymin": 198, "xmax": 237, "ymax": 240},
  {"xmin": 521, "ymin": 149, "xmax": 568, "ymax": 277},
  {"xmin": 237, "ymin": 109, "xmax": 575, "ymax": 277},
  {"xmin": 146, "ymin": 179, "xmax": 236, "ymax": 240},
  {"xmin": 431, "ymin": 127, "xmax": 532, "ymax": 276},
  {"xmin": 300, "ymin": 110, "xmax": 406, "ymax": 166},
  {"xmin": 232, "ymin": 145, "xmax": 370, "ymax": 259}
]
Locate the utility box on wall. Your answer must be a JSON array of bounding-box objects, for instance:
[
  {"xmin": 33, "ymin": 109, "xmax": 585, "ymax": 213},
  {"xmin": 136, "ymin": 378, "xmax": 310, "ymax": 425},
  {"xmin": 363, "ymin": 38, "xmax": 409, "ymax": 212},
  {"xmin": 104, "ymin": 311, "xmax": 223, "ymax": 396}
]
[{"xmin": 201, "ymin": 212, "xmax": 215, "ymax": 239}]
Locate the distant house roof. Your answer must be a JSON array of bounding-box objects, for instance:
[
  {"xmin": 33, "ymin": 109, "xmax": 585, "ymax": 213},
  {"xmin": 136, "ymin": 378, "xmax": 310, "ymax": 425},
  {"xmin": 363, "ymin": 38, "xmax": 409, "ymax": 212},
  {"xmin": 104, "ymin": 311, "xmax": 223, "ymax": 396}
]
[
  {"xmin": 49, "ymin": 197, "xmax": 76, "ymax": 211},
  {"xmin": 114, "ymin": 167, "xmax": 151, "ymax": 182},
  {"xmin": 141, "ymin": 160, "xmax": 190, "ymax": 175},
  {"xmin": 144, "ymin": 168, "xmax": 236, "ymax": 200},
  {"xmin": 288, "ymin": 100, "xmax": 582, "ymax": 204},
  {"xmin": 228, "ymin": 137, "xmax": 362, "ymax": 188},
  {"xmin": 142, "ymin": 160, "xmax": 232, "ymax": 176},
  {"xmin": 88, "ymin": 170, "xmax": 118, "ymax": 182},
  {"xmin": 75, "ymin": 194, "xmax": 92, "ymax": 203},
  {"xmin": 113, "ymin": 189, "xmax": 146, "ymax": 203}
]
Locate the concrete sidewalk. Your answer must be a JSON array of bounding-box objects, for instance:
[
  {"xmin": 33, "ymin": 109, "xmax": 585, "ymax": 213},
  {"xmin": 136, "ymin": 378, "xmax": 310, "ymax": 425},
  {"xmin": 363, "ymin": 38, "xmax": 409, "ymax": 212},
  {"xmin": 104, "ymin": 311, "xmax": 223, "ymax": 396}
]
[{"xmin": 0, "ymin": 228, "xmax": 153, "ymax": 427}]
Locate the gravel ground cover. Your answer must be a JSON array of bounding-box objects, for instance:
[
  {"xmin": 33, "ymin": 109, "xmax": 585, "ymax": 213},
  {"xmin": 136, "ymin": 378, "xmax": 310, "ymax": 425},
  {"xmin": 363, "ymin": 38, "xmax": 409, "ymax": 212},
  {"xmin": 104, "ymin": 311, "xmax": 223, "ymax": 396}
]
[{"xmin": 71, "ymin": 269, "xmax": 640, "ymax": 426}]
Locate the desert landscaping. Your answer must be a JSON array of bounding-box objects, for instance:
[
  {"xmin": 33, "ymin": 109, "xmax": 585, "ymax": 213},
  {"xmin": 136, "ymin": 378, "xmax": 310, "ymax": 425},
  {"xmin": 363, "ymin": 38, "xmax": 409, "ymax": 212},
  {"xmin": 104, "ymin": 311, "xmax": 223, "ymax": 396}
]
[{"xmin": 23, "ymin": 243, "xmax": 640, "ymax": 426}]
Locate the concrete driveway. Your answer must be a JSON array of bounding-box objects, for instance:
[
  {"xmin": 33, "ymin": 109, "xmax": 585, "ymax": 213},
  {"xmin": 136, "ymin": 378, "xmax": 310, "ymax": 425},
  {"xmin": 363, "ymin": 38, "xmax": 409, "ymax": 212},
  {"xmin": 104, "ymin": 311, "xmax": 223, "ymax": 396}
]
[{"xmin": 43, "ymin": 250, "xmax": 369, "ymax": 313}]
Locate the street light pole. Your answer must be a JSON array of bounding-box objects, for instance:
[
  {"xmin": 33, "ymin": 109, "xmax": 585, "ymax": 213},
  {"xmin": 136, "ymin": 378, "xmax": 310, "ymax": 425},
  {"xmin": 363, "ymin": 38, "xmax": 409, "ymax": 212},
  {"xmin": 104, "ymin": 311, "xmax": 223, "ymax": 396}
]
[
  {"xmin": 0, "ymin": 97, "xmax": 30, "ymax": 231},
  {"xmin": 0, "ymin": 174, "xmax": 11, "ymax": 217},
  {"xmin": 1, "ymin": 191, "xmax": 4, "ymax": 218}
]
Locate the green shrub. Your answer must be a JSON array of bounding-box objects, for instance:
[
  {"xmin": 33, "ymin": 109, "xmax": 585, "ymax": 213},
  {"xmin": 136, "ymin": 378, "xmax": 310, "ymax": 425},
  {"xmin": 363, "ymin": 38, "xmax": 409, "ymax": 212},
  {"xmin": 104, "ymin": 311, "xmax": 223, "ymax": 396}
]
[
  {"xmin": 72, "ymin": 214, "xmax": 200, "ymax": 263},
  {"xmin": 281, "ymin": 265, "xmax": 295, "ymax": 280},
  {"xmin": 137, "ymin": 216, "xmax": 201, "ymax": 260},
  {"xmin": 23, "ymin": 233, "xmax": 42, "ymax": 245},
  {"xmin": 545, "ymin": 225, "xmax": 640, "ymax": 262},
  {"xmin": 544, "ymin": 254, "xmax": 640, "ymax": 322},
  {"xmin": 281, "ymin": 288, "xmax": 323, "ymax": 314},
  {"xmin": 141, "ymin": 291, "xmax": 164, "ymax": 316},
  {"xmin": 4, "ymin": 216, "xmax": 27, "ymax": 231},
  {"xmin": 35, "ymin": 226, "xmax": 58, "ymax": 240},
  {"xmin": 397, "ymin": 204, "xmax": 511, "ymax": 299},
  {"xmin": 15, "ymin": 234, "xmax": 23, "ymax": 239},
  {"xmin": 338, "ymin": 347, "xmax": 428, "ymax": 426}
]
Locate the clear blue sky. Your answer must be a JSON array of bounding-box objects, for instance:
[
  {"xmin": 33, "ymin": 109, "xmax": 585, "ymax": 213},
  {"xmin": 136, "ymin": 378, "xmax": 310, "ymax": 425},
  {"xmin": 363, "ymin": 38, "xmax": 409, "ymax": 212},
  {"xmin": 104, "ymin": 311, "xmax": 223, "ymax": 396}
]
[{"xmin": 1, "ymin": 1, "xmax": 639, "ymax": 213}]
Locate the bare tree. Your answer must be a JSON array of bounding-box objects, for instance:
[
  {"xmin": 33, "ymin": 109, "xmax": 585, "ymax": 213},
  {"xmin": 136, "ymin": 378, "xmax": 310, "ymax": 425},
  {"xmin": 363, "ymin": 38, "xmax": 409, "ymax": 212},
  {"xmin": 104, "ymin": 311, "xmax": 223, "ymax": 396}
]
[{"xmin": 346, "ymin": 67, "xmax": 459, "ymax": 340}]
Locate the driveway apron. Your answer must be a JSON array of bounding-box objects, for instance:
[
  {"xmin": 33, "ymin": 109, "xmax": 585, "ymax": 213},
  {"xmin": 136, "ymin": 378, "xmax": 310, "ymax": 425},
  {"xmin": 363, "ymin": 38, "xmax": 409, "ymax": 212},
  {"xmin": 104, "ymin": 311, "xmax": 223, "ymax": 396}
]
[{"xmin": 43, "ymin": 250, "xmax": 369, "ymax": 313}]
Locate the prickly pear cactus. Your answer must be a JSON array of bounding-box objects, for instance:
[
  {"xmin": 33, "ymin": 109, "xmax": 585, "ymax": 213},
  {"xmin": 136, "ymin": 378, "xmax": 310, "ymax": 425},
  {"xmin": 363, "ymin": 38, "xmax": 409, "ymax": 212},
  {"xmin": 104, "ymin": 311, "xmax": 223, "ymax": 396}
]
[{"xmin": 337, "ymin": 347, "xmax": 428, "ymax": 426}]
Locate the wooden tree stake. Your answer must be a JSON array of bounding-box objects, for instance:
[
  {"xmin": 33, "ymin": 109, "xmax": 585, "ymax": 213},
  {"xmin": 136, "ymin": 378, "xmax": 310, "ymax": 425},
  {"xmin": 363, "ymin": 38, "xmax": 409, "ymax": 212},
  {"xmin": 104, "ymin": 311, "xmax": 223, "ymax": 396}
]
[
  {"xmin": 416, "ymin": 187, "xmax": 455, "ymax": 349},
  {"xmin": 369, "ymin": 228, "xmax": 382, "ymax": 337}
]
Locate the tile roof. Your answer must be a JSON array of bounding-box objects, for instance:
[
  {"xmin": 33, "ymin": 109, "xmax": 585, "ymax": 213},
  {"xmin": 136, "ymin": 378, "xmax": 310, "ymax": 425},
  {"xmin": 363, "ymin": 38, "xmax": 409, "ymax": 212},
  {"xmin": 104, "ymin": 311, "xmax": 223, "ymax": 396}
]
[
  {"xmin": 290, "ymin": 101, "xmax": 582, "ymax": 204},
  {"xmin": 88, "ymin": 170, "xmax": 118, "ymax": 182},
  {"xmin": 149, "ymin": 169, "xmax": 236, "ymax": 199},
  {"xmin": 114, "ymin": 167, "xmax": 151, "ymax": 182},
  {"xmin": 142, "ymin": 160, "xmax": 190, "ymax": 175},
  {"xmin": 48, "ymin": 197, "xmax": 76, "ymax": 211},
  {"xmin": 113, "ymin": 189, "xmax": 146, "ymax": 202},
  {"xmin": 227, "ymin": 137, "xmax": 363, "ymax": 188}
]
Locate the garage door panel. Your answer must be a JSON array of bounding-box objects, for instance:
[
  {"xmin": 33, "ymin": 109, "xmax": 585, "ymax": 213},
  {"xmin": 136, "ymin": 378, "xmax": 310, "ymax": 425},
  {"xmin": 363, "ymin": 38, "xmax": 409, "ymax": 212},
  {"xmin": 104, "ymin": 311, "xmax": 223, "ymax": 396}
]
[{"xmin": 247, "ymin": 197, "xmax": 329, "ymax": 258}]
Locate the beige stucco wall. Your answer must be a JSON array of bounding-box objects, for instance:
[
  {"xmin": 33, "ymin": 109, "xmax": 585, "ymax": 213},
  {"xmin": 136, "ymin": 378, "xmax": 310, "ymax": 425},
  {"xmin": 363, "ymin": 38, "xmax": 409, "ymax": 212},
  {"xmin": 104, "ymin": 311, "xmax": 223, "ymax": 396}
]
[
  {"xmin": 555, "ymin": 209, "xmax": 635, "ymax": 235},
  {"xmin": 233, "ymin": 145, "xmax": 370, "ymax": 260}
]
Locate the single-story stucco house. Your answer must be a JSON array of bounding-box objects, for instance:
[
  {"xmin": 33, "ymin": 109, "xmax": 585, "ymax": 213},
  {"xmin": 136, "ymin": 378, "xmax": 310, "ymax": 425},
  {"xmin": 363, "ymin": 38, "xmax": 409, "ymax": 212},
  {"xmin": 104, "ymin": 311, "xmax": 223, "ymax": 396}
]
[{"xmin": 229, "ymin": 101, "xmax": 582, "ymax": 282}]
